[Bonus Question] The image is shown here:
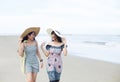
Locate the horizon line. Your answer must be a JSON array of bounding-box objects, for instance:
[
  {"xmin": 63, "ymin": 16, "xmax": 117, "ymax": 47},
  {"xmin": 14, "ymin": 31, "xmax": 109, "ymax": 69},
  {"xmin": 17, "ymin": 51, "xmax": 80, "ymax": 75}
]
[{"xmin": 0, "ymin": 33, "xmax": 120, "ymax": 36}]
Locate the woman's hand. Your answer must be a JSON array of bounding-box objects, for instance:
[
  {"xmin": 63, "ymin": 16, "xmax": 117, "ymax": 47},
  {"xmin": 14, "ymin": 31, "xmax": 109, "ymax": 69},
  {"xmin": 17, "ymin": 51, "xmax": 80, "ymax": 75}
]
[
  {"xmin": 18, "ymin": 37, "xmax": 23, "ymax": 52},
  {"xmin": 18, "ymin": 37, "xmax": 23, "ymax": 44},
  {"xmin": 41, "ymin": 42, "xmax": 50, "ymax": 57},
  {"xmin": 41, "ymin": 42, "xmax": 46, "ymax": 48},
  {"xmin": 62, "ymin": 37, "xmax": 67, "ymax": 45},
  {"xmin": 40, "ymin": 62, "xmax": 44, "ymax": 68},
  {"xmin": 18, "ymin": 43, "xmax": 24, "ymax": 57},
  {"xmin": 62, "ymin": 37, "xmax": 67, "ymax": 56}
]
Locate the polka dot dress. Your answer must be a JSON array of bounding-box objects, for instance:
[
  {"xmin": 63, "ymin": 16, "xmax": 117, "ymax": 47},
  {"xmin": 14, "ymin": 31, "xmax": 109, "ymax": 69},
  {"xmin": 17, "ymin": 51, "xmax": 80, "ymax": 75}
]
[{"xmin": 46, "ymin": 44, "xmax": 64, "ymax": 81}]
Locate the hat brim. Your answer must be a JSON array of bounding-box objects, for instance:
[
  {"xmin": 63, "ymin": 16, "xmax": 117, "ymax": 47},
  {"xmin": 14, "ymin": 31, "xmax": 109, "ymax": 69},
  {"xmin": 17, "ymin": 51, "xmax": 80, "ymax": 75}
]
[
  {"xmin": 20, "ymin": 27, "xmax": 40, "ymax": 38},
  {"xmin": 46, "ymin": 28, "xmax": 64, "ymax": 38}
]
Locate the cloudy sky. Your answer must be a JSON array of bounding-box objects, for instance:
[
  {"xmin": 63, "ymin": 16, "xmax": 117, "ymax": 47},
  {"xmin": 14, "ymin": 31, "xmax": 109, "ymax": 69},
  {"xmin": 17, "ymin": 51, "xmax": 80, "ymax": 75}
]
[{"xmin": 0, "ymin": 0, "xmax": 120, "ymax": 35}]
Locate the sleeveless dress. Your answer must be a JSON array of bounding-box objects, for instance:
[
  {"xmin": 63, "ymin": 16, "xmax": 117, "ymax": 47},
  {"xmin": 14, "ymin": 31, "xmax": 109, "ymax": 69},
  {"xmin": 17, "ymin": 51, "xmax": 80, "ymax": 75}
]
[
  {"xmin": 46, "ymin": 44, "xmax": 64, "ymax": 81},
  {"xmin": 24, "ymin": 45, "xmax": 39, "ymax": 73}
]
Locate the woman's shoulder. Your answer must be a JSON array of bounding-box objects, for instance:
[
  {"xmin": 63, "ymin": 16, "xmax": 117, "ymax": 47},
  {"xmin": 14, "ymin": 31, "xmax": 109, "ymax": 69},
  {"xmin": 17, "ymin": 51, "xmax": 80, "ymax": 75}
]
[
  {"xmin": 34, "ymin": 40, "xmax": 38, "ymax": 44},
  {"xmin": 48, "ymin": 42, "xmax": 52, "ymax": 45},
  {"xmin": 45, "ymin": 42, "xmax": 51, "ymax": 47},
  {"xmin": 47, "ymin": 42, "xmax": 64, "ymax": 47},
  {"xmin": 24, "ymin": 40, "xmax": 37, "ymax": 47},
  {"xmin": 46, "ymin": 42, "xmax": 52, "ymax": 50},
  {"xmin": 33, "ymin": 40, "xmax": 39, "ymax": 47}
]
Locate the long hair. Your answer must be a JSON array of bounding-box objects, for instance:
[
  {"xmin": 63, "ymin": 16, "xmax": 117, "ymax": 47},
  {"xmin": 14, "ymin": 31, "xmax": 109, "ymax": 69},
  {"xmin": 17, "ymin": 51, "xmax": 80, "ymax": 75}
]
[
  {"xmin": 21, "ymin": 31, "xmax": 35, "ymax": 43},
  {"xmin": 51, "ymin": 31, "xmax": 62, "ymax": 43}
]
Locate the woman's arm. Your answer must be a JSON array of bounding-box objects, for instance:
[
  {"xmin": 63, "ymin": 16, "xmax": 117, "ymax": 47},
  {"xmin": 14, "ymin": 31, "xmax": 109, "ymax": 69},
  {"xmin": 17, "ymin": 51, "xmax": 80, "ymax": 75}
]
[
  {"xmin": 36, "ymin": 41, "xmax": 43, "ymax": 68},
  {"xmin": 36, "ymin": 41, "xmax": 43, "ymax": 62},
  {"xmin": 63, "ymin": 44, "xmax": 67, "ymax": 56},
  {"xmin": 41, "ymin": 42, "xmax": 50, "ymax": 57},
  {"xmin": 18, "ymin": 39, "xmax": 24, "ymax": 57},
  {"xmin": 62, "ymin": 38, "xmax": 67, "ymax": 56}
]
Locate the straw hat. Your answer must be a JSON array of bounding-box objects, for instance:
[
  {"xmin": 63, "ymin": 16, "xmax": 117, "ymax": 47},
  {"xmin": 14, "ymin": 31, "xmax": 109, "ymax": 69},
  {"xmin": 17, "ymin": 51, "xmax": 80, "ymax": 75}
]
[
  {"xmin": 46, "ymin": 28, "xmax": 64, "ymax": 38},
  {"xmin": 20, "ymin": 27, "xmax": 40, "ymax": 38}
]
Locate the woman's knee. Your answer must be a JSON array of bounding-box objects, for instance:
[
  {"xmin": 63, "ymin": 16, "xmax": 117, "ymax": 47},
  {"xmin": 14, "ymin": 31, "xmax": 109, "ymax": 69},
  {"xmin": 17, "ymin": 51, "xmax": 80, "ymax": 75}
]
[{"xmin": 26, "ymin": 77, "xmax": 34, "ymax": 82}]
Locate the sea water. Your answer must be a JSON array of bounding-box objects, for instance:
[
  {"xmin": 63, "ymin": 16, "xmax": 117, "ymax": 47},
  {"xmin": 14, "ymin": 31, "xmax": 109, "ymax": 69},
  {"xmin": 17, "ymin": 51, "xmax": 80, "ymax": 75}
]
[{"xmin": 37, "ymin": 35, "xmax": 120, "ymax": 64}]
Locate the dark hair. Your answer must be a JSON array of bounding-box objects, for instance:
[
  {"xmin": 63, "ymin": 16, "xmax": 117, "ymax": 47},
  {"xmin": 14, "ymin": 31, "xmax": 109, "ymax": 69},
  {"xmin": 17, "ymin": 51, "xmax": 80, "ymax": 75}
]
[
  {"xmin": 51, "ymin": 31, "xmax": 62, "ymax": 43},
  {"xmin": 21, "ymin": 31, "xmax": 35, "ymax": 43}
]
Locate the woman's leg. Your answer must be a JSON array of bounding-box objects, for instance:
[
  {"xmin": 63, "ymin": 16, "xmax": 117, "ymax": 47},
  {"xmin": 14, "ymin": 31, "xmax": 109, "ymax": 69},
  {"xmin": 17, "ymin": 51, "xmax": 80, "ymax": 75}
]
[
  {"xmin": 48, "ymin": 71, "xmax": 56, "ymax": 82},
  {"xmin": 32, "ymin": 72, "xmax": 37, "ymax": 82},
  {"xmin": 50, "ymin": 81, "xmax": 56, "ymax": 82},
  {"xmin": 26, "ymin": 72, "xmax": 37, "ymax": 82},
  {"xmin": 26, "ymin": 72, "xmax": 33, "ymax": 82},
  {"xmin": 55, "ymin": 80, "xmax": 59, "ymax": 82},
  {"xmin": 47, "ymin": 71, "xmax": 61, "ymax": 82},
  {"xmin": 55, "ymin": 71, "xmax": 61, "ymax": 82}
]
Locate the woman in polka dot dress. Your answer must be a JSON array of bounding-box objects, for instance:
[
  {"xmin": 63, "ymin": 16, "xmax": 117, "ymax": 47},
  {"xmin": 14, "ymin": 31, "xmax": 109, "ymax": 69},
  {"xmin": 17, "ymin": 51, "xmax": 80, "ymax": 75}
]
[{"xmin": 41, "ymin": 28, "xmax": 67, "ymax": 82}]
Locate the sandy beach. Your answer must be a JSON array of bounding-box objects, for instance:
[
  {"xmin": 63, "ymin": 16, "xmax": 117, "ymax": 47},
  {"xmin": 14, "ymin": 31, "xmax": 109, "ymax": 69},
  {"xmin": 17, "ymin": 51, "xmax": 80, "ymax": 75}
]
[{"xmin": 0, "ymin": 36, "xmax": 120, "ymax": 82}]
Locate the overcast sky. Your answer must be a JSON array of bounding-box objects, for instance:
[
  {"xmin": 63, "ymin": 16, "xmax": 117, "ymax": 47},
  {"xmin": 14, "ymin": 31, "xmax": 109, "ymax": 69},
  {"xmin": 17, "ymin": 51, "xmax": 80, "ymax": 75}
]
[{"xmin": 0, "ymin": 0, "xmax": 120, "ymax": 35}]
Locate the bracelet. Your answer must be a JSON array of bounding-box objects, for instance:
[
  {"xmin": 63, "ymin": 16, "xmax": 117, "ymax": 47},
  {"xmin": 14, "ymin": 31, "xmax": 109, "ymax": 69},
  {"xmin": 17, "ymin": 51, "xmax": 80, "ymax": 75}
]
[
  {"xmin": 64, "ymin": 44, "xmax": 67, "ymax": 48},
  {"xmin": 40, "ymin": 59, "xmax": 43, "ymax": 62}
]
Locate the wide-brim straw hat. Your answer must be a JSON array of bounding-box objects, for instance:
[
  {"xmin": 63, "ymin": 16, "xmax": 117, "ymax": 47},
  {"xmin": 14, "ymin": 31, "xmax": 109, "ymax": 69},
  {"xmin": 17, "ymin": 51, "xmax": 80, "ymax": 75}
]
[
  {"xmin": 46, "ymin": 28, "xmax": 64, "ymax": 38},
  {"xmin": 20, "ymin": 27, "xmax": 40, "ymax": 38}
]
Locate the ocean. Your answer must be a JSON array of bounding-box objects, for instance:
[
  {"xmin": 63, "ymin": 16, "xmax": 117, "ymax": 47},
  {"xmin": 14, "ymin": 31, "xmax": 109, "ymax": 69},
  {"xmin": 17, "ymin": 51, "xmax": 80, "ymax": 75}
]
[{"xmin": 37, "ymin": 35, "xmax": 120, "ymax": 64}]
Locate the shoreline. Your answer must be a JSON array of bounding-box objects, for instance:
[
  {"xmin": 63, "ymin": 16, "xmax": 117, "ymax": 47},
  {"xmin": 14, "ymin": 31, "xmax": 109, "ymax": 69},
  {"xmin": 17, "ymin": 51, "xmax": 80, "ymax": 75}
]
[{"xmin": 1, "ymin": 35, "xmax": 120, "ymax": 65}]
